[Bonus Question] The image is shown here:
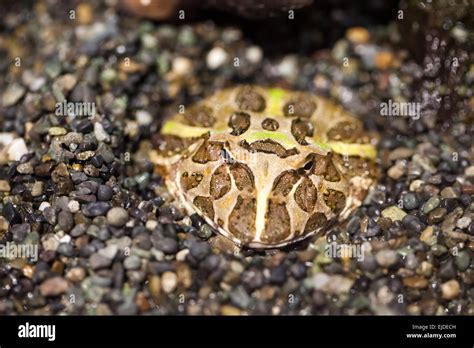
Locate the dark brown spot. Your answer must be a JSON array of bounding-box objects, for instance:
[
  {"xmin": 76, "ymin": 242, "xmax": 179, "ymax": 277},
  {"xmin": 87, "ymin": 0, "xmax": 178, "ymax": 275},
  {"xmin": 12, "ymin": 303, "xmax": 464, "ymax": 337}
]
[
  {"xmin": 228, "ymin": 112, "xmax": 251, "ymax": 136},
  {"xmin": 272, "ymin": 170, "xmax": 299, "ymax": 196},
  {"xmin": 229, "ymin": 163, "xmax": 255, "ymax": 192},
  {"xmin": 228, "ymin": 195, "xmax": 256, "ymax": 243},
  {"xmin": 294, "ymin": 177, "xmax": 317, "ymax": 212},
  {"xmin": 291, "ymin": 118, "xmax": 314, "ymax": 145},
  {"xmin": 181, "ymin": 171, "xmax": 203, "ymax": 191},
  {"xmin": 235, "ymin": 87, "xmax": 266, "ymax": 112},
  {"xmin": 304, "ymin": 212, "xmax": 327, "ymax": 233},
  {"xmin": 153, "ymin": 134, "xmax": 194, "ymax": 156},
  {"xmin": 192, "ymin": 141, "xmax": 224, "ymax": 164},
  {"xmin": 217, "ymin": 218, "xmax": 224, "ymax": 227},
  {"xmin": 209, "ymin": 164, "xmax": 231, "ymax": 199},
  {"xmin": 323, "ymin": 189, "xmax": 346, "ymax": 214},
  {"xmin": 261, "ymin": 118, "xmax": 279, "ymax": 131},
  {"xmin": 262, "ymin": 200, "xmax": 291, "ymax": 244},
  {"xmin": 239, "ymin": 139, "xmax": 298, "ymax": 158},
  {"xmin": 193, "ymin": 196, "xmax": 215, "ymax": 220},
  {"xmin": 184, "ymin": 105, "xmax": 216, "ymax": 127},
  {"xmin": 327, "ymin": 121, "xmax": 360, "ymax": 141},
  {"xmin": 307, "ymin": 153, "xmax": 341, "ymax": 182},
  {"xmin": 283, "ymin": 96, "xmax": 316, "ymax": 118}
]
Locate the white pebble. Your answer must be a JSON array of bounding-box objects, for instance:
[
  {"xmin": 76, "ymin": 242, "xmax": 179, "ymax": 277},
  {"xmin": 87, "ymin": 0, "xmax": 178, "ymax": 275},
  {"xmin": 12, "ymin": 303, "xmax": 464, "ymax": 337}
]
[
  {"xmin": 146, "ymin": 220, "xmax": 158, "ymax": 230},
  {"xmin": 94, "ymin": 122, "xmax": 110, "ymax": 142},
  {"xmin": 206, "ymin": 47, "xmax": 228, "ymax": 70},
  {"xmin": 68, "ymin": 200, "xmax": 80, "ymax": 213},
  {"xmin": 456, "ymin": 217, "xmax": 472, "ymax": 230},
  {"xmin": 172, "ymin": 57, "xmax": 193, "ymax": 76},
  {"xmin": 7, "ymin": 138, "xmax": 28, "ymax": 162},
  {"xmin": 245, "ymin": 46, "xmax": 263, "ymax": 64},
  {"xmin": 176, "ymin": 249, "xmax": 189, "ymax": 262},
  {"xmin": 135, "ymin": 110, "xmax": 153, "ymax": 126},
  {"xmin": 161, "ymin": 271, "xmax": 178, "ymax": 293},
  {"xmin": 277, "ymin": 55, "xmax": 298, "ymax": 78},
  {"xmin": 38, "ymin": 202, "xmax": 51, "ymax": 211}
]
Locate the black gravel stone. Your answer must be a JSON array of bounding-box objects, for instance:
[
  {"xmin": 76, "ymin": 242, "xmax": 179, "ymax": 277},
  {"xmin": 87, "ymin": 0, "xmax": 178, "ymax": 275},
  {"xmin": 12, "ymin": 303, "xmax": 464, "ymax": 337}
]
[
  {"xmin": 58, "ymin": 211, "xmax": 74, "ymax": 232},
  {"xmin": 402, "ymin": 214, "xmax": 423, "ymax": 233},
  {"xmin": 97, "ymin": 185, "xmax": 113, "ymax": 201},
  {"xmin": 241, "ymin": 269, "xmax": 265, "ymax": 289},
  {"xmin": 3, "ymin": 202, "xmax": 22, "ymax": 224},
  {"xmin": 57, "ymin": 243, "xmax": 74, "ymax": 257},
  {"xmin": 154, "ymin": 237, "xmax": 179, "ymax": 254},
  {"xmin": 269, "ymin": 265, "xmax": 287, "ymax": 285},
  {"xmin": 70, "ymin": 223, "xmax": 87, "ymax": 237},
  {"xmin": 403, "ymin": 192, "xmax": 420, "ymax": 210},
  {"xmin": 201, "ymin": 254, "xmax": 220, "ymax": 272},
  {"xmin": 289, "ymin": 263, "xmax": 307, "ymax": 279},
  {"xmin": 11, "ymin": 223, "xmax": 30, "ymax": 243},
  {"xmin": 346, "ymin": 216, "xmax": 360, "ymax": 235},
  {"xmin": 440, "ymin": 198, "xmax": 458, "ymax": 212},
  {"xmin": 438, "ymin": 259, "xmax": 456, "ymax": 280},
  {"xmin": 82, "ymin": 202, "xmax": 111, "ymax": 217},
  {"xmin": 189, "ymin": 240, "xmax": 211, "ymax": 261}
]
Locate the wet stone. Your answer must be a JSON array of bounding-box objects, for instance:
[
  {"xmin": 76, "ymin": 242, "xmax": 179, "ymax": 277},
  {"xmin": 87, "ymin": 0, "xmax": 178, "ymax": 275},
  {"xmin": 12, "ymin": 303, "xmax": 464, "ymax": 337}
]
[
  {"xmin": 438, "ymin": 259, "xmax": 456, "ymax": 280},
  {"xmin": 58, "ymin": 211, "xmax": 74, "ymax": 232},
  {"xmin": 375, "ymin": 250, "xmax": 399, "ymax": 267},
  {"xmin": 403, "ymin": 193, "xmax": 420, "ymax": 210},
  {"xmin": 83, "ymin": 202, "xmax": 111, "ymax": 217},
  {"xmin": 57, "ymin": 243, "xmax": 74, "ymax": 257},
  {"xmin": 89, "ymin": 253, "xmax": 113, "ymax": 270},
  {"xmin": 97, "ymin": 185, "xmax": 113, "ymax": 201},
  {"xmin": 456, "ymin": 217, "xmax": 471, "ymax": 230},
  {"xmin": 11, "ymin": 223, "xmax": 30, "ymax": 243},
  {"xmin": 427, "ymin": 207, "xmax": 447, "ymax": 224},
  {"xmin": 106, "ymin": 207, "xmax": 129, "ymax": 227},
  {"xmin": 124, "ymin": 255, "xmax": 141, "ymax": 270},
  {"xmin": 3, "ymin": 202, "xmax": 22, "ymax": 224},
  {"xmin": 189, "ymin": 240, "xmax": 211, "ymax": 261},
  {"xmin": 402, "ymin": 214, "xmax": 423, "ymax": 233},
  {"xmin": 455, "ymin": 251, "xmax": 470, "ymax": 271},
  {"xmin": 441, "ymin": 280, "xmax": 460, "ymax": 300},
  {"xmin": 422, "ymin": 196, "xmax": 441, "ymax": 214},
  {"xmin": 154, "ymin": 237, "xmax": 179, "ymax": 254},
  {"xmin": 39, "ymin": 277, "xmax": 69, "ymax": 297}
]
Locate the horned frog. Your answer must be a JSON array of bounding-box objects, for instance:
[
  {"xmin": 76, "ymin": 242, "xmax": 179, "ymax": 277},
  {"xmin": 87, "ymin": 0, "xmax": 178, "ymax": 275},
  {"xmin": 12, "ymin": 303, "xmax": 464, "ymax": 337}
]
[{"xmin": 150, "ymin": 86, "xmax": 378, "ymax": 249}]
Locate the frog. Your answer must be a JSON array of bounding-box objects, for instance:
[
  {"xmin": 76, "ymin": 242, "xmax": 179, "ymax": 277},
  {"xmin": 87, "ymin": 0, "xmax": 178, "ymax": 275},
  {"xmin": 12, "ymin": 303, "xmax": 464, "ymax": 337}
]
[{"xmin": 150, "ymin": 85, "xmax": 378, "ymax": 249}]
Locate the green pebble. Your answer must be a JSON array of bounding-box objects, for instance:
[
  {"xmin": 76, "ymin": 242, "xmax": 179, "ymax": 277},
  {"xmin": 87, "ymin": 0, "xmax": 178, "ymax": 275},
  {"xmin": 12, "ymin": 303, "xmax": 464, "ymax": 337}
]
[
  {"xmin": 422, "ymin": 196, "xmax": 441, "ymax": 214},
  {"xmin": 455, "ymin": 251, "xmax": 470, "ymax": 271},
  {"xmin": 198, "ymin": 224, "xmax": 214, "ymax": 240},
  {"xmin": 431, "ymin": 244, "xmax": 448, "ymax": 257}
]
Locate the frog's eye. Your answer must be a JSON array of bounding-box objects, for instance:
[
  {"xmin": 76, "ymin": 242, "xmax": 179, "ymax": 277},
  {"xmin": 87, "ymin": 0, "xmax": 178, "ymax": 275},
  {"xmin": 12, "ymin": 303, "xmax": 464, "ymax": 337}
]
[
  {"xmin": 297, "ymin": 159, "xmax": 314, "ymax": 175},
  {"xmin": 303, "ymin": 160, "xmax": 314, "ymax": 171},
  {"xmin": 220, "ymin": 148, "xmax": 235, "ymax": 164}
]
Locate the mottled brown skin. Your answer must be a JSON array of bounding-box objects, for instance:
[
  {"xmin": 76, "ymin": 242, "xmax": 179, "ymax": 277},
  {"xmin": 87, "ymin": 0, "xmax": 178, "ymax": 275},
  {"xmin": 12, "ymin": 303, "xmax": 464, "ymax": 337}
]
[{"xmin": 151, "ymin": 86, "xmax": 378, "ymax": 249}]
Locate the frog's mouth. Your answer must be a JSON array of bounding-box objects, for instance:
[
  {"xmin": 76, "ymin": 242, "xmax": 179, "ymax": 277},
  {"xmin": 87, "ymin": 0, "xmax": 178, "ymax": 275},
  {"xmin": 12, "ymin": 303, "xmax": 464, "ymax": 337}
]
[{"xmin": 161, "ymin": 120, "xmax": 377, "ymax": 160}]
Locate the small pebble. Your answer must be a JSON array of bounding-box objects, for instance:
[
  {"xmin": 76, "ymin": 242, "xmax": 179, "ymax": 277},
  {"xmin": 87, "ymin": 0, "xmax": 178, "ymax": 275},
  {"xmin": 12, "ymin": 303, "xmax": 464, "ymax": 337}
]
[
  {"xmin": 381, "ymin": 206, "xmax": 407, "ymax": 221},
  {"xmin": 422, "ymin": 196, "xmax": 441, "ymax": 214},
  {"xmin": 375, "ymin": 250, "xmax": 399, "ymax": 267},
  {"xmin": 206, "ymin": 46, "xmax": 228, "ymax": 70},
  {"xmin": 161, "ymin": 271, "xmax": 178, "ymax": 293},
  {"xmin": 403, "ymin": 193, "xmax": 420, "ymax": 210},
  {"xmin": 106, "ymin": 207, "xmax": 129, "ymax": 227},
  {"xmin": 39, "ymin": 277, "xmax": 69, "ymax": 297},
  {"xmin": 441, "ymin": 280, "xmax": 460, "ymax": 300}
]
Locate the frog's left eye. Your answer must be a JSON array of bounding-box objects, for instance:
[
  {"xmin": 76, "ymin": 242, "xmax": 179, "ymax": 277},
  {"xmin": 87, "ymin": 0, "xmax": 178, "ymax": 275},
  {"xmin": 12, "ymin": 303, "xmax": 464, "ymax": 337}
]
[
  {"xmin": 297, "ymin": 159, "xmax": 314, "ymax": 175},
  {"xmin": 303, "ymin": 160, "xmax": 314, "ymax": 171}
]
